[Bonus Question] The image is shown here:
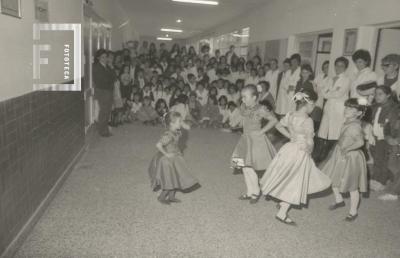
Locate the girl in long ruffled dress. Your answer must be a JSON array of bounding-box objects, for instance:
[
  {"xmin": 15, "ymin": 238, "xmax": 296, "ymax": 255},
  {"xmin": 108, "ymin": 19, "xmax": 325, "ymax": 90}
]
[
  {"xmin": 321, "ymin": 98, "xmax": 368, "ymax": 222},
  {"xmin": 232, "ymin": 85, "xmax": 278, "ymax": 204},
  {"xmin": 260, "ymin": 91, "xmax": 331, "ymax": 225},
  {"xmin": 148, "ymin": 111, "xmax": 199, "ymax": 204}
]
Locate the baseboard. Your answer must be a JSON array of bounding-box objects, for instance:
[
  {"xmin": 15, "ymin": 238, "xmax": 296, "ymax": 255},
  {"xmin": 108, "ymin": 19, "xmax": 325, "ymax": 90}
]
[{"xmin": 1, "ymin": 143, "xmax": 89, "ymax": 258}]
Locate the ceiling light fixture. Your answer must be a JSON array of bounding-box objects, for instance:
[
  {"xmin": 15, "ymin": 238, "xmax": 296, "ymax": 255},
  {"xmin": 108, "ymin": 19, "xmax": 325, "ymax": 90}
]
[
  {"xmin": 118, "ymin": 20, "xmax": 130, "ymax": 29},
  {"xmin": 172, "ymin": 0, "xmax": 219, "ymax": 6},
  {"xmin": 176, "ymin": 19, "xmax": 182, "ymax": 23},
  {"xmin": 157, "ymin": 37, "xmax": 173, "ymax": 41},
  {"xmin": 161, "ymin": 28, "xmax": 183, "ymax": 33}
]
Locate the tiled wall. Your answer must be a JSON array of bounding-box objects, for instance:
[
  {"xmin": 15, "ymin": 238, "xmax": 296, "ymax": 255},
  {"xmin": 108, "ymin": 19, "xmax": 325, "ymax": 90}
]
[{"xmin": 0, "ymin": 90, "xmax": 85, "ymax": 255}]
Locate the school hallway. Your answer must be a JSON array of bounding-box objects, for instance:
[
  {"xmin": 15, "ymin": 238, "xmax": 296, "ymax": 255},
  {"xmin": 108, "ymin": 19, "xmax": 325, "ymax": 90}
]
[{"xmin": 13, "ymin": 125, "xmax": 400, "ymax": 258}]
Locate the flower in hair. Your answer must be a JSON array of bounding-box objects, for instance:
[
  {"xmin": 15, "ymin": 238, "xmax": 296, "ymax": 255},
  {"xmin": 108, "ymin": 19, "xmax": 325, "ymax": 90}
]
[
  {"xmin": 357, "ymin": 97, "xmax": 368, "ymax": 106},
  {"xmin": 292, "ymin": 92, "xmax": 311, "ymax": 103}
]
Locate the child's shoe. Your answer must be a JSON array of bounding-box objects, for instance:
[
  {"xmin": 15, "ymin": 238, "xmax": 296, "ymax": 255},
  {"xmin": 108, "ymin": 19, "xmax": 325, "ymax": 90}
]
[{"xmin": 157, "ymin": 196, "xmax": 170, "ymax": 205}]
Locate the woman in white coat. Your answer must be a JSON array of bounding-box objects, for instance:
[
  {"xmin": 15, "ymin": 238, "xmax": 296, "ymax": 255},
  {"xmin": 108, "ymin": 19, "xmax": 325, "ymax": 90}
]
[
  {"xmin": 314, "ymin": 57, "xmax": 351, "ymax": 163},
  {"xmin": 275, "ymin": 59, "xmax": 291, "ymax": 116},
  {"xmin": 264, "ymin": 58, "xmax": 280, "ymax": 100},
  {"xmin": 313, "ymin": 60, "xmax": 330, "ymax": 109},
  {"xmin": 350, "ymin": 49, "xmax": 377, "ymax": 101},
  {"xmin": 276, "ymin": 54, "xmax": 301, "ymax": 116}
]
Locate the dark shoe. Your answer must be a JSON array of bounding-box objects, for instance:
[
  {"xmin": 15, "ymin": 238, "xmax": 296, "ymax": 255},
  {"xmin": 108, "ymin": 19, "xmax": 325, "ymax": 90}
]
[
  {"xmin": 344, "ymin": 214, "xmax": 358, "ymax": 222},
  {"xmin": 168, "ymin": 198, "xmax": 181, "ymax": 203},
  {"xmin": 249, "ymin": 194, "xmax": 260, "ymax": 204},
  {"xmin": 157, "ymin": 196, "xmax": 170, "ymax": 205},
  {"xmin": 275, "ymin": 215, "xmax": 297, "ymax": 226},
  {"xmin": 238, "ymin": 194, "xmax": 252, "ymax": 200},
  {"xmin": 329, "ymin": 201, "xmax": 345, "ymax": 211},
  {"xmin": 232, "ymin": 168, "xmax": 242, "ymax": 175}
]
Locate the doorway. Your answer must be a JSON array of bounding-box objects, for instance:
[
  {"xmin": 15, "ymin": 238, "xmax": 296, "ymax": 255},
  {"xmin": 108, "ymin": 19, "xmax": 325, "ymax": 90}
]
[
  {"xmin": 373, "ymin": 27, "xmax": 400, "ymax": 76},
  {"xmin": 83, "ymin": 5, "xmax": 112, "ymax": 134},
  {"xmin": 294, "ymin": 31, "xmax": 333, "ymax": 75}
]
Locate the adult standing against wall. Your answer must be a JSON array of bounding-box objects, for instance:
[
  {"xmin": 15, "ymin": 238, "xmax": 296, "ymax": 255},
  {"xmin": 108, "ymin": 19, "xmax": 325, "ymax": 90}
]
[
  {"xmin": 264, "ymin": 58, "xmax": 280, "ymax": 100},
  {"xmin": 314, "ymin": 57, "xmax": 350, "ymax": 163},
  {"xmin": 93, "ymin": 49, "xmax": 115, "ymax": 137},
  {"xmin": 377, "ymin": 54, "xmax": 400, "ymax": 101},
  {"xmin": 350, "ymin": 49, "xmax": 377, "ymax": 102},
  {"xmin": 275, "ymin": 58, "xmax": 291, "ymax": 117},
  {"xmin": 276, "ymin": 54, "xmax": 302, "ymax": 116}
]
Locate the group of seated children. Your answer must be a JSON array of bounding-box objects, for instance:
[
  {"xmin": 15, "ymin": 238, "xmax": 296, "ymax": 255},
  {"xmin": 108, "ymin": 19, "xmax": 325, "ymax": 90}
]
[{"xmin": 110, "ymin": 73, "xmax": 274, "ymax": 132}]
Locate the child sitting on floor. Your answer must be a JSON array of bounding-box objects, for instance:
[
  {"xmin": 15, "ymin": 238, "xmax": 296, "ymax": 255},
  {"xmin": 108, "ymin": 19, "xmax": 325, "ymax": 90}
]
[
  {"xmin": 127, "ymin": 92, "xmax": 142, "ymax": 122},
  {"xmin": 155, "ymin": 98, "xmax": 169, "ymax": 119},
  {"xmin": 188, "ymin": 92, "xmax": 202, "ymax": 124},
  {"xmin": 221, "ymin": 101, "xmax": 242, "ymax": 132},
  {"xmin": 137, "ymin": 96, "xmax": 159, "ymax": 125},
  {"xmin": 200, "ymin": 95, "xmax": 221, "ymax": 128}
]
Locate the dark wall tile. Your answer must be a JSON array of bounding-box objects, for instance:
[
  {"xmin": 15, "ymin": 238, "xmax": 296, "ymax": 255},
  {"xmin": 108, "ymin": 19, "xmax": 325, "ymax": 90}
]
[{"xmin": 0, "ymin": 90, "xmax": 85, "ymax": 255}]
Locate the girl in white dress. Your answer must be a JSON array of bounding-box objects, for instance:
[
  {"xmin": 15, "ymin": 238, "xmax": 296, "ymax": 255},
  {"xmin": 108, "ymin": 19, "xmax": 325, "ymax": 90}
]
[{"xmin": 260, "ymin": 90, "xmax": 331, "ymax": 225}]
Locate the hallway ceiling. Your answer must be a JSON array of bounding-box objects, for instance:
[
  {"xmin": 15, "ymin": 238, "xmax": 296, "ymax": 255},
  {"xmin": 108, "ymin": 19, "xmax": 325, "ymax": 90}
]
[{"xmin": 118, "ymin": 0, "xmax": 268, "ymax": 40}]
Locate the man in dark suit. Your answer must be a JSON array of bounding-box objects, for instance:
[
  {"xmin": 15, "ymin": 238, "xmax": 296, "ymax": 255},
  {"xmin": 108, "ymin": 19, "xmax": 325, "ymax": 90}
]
[{"xmin": 93, "ymin": 49, "xmax": 115, "ymax": 137}]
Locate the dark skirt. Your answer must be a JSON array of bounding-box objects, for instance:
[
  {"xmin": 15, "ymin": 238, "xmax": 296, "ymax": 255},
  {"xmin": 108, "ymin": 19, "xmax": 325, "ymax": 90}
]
[
  {"xmin": 321, "ymin": 146, "xmax": 368, "ymax": 193},
  {"xmin": 232, "ymin": 133, "xmax": 276, "ymax": 171},
  {"xmin": 120, "ymin": 85, "xmax": 132, "ymax": 99},
  {"xmin": 148, "ymin": 152, "xmax": 199, "ymax": 191}
]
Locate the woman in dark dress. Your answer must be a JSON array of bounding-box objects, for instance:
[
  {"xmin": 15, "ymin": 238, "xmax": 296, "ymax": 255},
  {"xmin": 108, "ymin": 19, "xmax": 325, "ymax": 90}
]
[{"xmin": 93, "ymin": 49, "xmax": 115, "ymax": 137}]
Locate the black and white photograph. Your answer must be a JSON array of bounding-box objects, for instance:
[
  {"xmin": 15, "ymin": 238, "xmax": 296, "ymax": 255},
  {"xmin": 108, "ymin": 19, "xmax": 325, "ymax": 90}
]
[{"xmin": 1, "ymin": 0, "xmax": 400, "ymax": 257}]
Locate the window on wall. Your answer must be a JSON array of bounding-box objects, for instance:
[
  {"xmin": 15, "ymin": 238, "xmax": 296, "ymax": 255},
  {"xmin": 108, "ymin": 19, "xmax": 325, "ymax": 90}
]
[
  {"xmin": 212, "ymin": 27, "xmax": 249, "ymax": 58},
  {"xmin": 192, "ymin": 27, "xmax": 250, "ymax": 58},
  {"xmin": 295, "ymin": 32, "xmax": 333, "ymax": 72}
]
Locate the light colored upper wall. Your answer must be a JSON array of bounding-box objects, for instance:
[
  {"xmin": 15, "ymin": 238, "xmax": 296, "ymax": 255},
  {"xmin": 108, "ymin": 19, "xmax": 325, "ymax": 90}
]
[
  {"xmin": 0, "ymin": 0, "xmax": 138, "ymax": 102},
  {"xmin": 139, "ymin": 35, "xmax": 186, "ymax": 49},
  {"xmin": 188, "ymin": 0, "xmax": 400, "ymax": 44},
  {"xmin": 91, "ymin": 0, "xmax": 138, "ymax": 50},
  {"xmin": 0, "ymin": 0, "xmax": 82, "ymax": 102},
  {"xmin": 186, "ymin": 0, "xmax": 400, "ymax": 76}
]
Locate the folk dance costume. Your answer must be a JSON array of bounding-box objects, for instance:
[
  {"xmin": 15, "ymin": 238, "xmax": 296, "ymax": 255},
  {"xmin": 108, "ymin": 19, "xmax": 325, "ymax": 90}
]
[
  {"xmin": 148, "ymin": 130, "xmax": 199, "ymax": 192},
  {"xmin": 321, "ymin": 120, "xmax": 368, "ymax": 193},
  {"xmin": 260, "ymin": 112, "xmax": 331, "ymax": 205},
  {"xmin": 232, "ymin": 104, "xmax": 277, "ymax": 198}
]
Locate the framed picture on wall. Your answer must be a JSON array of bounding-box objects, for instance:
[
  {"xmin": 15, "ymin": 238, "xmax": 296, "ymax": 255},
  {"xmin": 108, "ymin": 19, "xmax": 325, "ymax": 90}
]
[
  {"xmin": 34, "ymin": 0, "xmax": 48, "ymax": 22},
  {"xmin": 343, "ymin": 29, "xmax": 358, "ymax": 56},
  {"xmin": 317, "ymin": 35, "xmax": 332, "ymax": 53},
  {"xmin": 1, "ymin": 0, "xmax": 21, "ymax": 18}
]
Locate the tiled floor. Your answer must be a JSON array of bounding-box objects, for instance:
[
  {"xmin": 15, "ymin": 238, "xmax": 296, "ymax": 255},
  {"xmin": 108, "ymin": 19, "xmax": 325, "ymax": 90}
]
[{"xmin": 14, "ymin": 124, "xmax": 400, "ymax": 258}]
